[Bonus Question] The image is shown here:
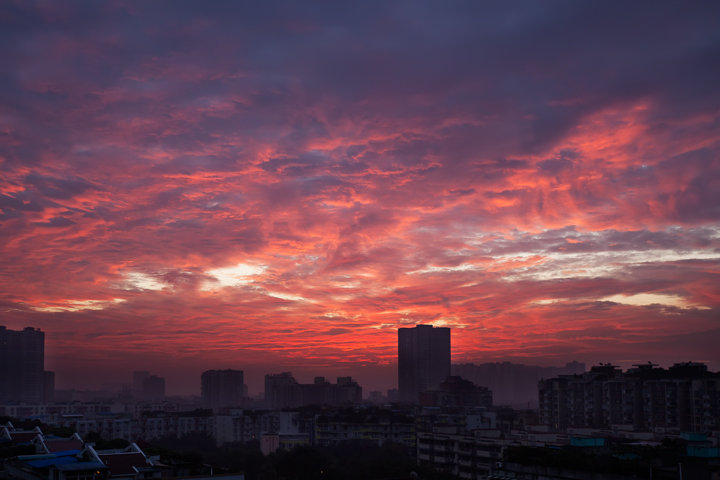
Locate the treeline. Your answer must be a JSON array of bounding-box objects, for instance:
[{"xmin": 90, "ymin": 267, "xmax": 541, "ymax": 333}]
[
  {"xmin": 503, "ymin": 439, "xmax": 706, "ymax": 480},
  {"xmin": 144, "ymin": 432, "xmax": 455, "ymax": 480}
]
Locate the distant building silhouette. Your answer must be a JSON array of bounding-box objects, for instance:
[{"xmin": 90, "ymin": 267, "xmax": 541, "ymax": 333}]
[
  {"xmin": 398, "ymin": 324, "xmax": 451, "ymax": 403},
  {"xmin": 452, "ymin": 361, "xmax": 585, "ymax": 407},
  {"xmin": 264, "ymin": 373, "xmax": 361, "ymax": 408},
  {"xmin": 132, "ymin": 370, "xmax": 165, "ymax": 402},
  {"xmin": 539, "ymin": 362, "xmax": 720, "ymax": 432},
  {"xmin": 142, "ymin": 375, "xmax": 165, "ymax": 402},
  {"xmin": 43, "ymin": 371, "xmax": 55, "ymax": 403},
  {"xmin": 202, "ymin": 369, "xmax": 245, "ymax": 409},
  {"xmin": 419, "ymin": 376, "xmax": 493, "ymax": 408},
  {"xmin": 132, "ymin": 370, "xmax": 149, "ymax": 397},
  {"xmin": 0, "ymin": 326, "xmax": 45, "ymax": 403},
  {"xmin": 264, "ymin": 372, "xmax": 298, "ymax": 409}
]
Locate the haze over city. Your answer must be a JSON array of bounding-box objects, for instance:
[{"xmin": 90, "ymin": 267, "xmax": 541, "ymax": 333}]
[{"xmin": 1, "ymin": 2, "xmax": 718, "ymax": 396}]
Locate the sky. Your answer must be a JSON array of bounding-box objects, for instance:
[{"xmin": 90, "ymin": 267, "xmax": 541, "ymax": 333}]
[{"xmin": 1, "ymin": 1, "xmax": 719, "ymax": 396}]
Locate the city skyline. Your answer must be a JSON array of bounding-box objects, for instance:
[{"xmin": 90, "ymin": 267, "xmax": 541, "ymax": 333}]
[
  {"xmin": 1, "ymin": 3, "xmax": 719, "ymax": 395},
  {"xmin": 0, "ymin": 323, "xmax": 714, "ymax": 398}
]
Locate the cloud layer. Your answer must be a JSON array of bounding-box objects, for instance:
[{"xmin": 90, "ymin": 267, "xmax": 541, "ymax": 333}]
[{"xmin": 1, "ymin": 1, "xmax": 719, "ymax": 394}]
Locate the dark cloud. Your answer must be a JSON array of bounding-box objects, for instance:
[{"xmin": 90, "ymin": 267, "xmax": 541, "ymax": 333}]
[
  {"xmin": 325, "ymin": 328, "xmax": 351, "ymax": 336},
  {"xmin": 32, "ymin": 216, "xmax": 76, "ymax": 228},
  {"xmin": 538, "ymin": 156, "xmax": 575, "ymax": 175}
]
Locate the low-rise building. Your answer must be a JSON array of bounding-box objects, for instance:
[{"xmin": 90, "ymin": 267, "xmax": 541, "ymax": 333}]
[
  {"xmin": 417, "ymin": 430, "xmax": 506, "ymax": 480},
  {"xmin": 1, "ymin": 426, "xmax": 161, "ymax": 480},
  {"xmin": 314, "ymin": 408, "xmax": 416, "ymax": 449},
  {"xmin": 137, "ymin": 410, "xmax": 215, "ymax": 441},
  {"xmin": 89, "ymin": 443, "xmax": 162, "ymax": 479}
]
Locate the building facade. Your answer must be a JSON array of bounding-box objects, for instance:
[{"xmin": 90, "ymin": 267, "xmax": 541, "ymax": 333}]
[
  {"xmin": 398, "ymin": 324, "xmax": 451, "ymax": 403},
  {"xmin": 538, "ymin": 362, "xmax": 720, "ymax": 433},
  {"xmin": 314, "ymin": 409, "xmax": 416, "ymax": 449}
]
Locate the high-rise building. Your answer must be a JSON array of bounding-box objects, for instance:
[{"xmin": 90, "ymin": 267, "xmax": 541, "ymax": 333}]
[
  {"xmin": 201, "ymin": 369, "xmax": 245, "ymax": 410},
  {"xmin": 398, "ymin": 324, "xmax": 451, "ymax": 403},
  {"xmin": 0, "ymin": 326, "xmax": 45, "ymax": 403}
]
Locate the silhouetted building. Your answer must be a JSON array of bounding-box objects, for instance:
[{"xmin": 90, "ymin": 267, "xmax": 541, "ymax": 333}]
[
  {"xmin": 142, "ymin": 375, "xmax": 165, "ymax": 402},
  {"xmin": 0, "ymin": 326, "xmax": 45, "ymax": 403},
  {"xmin": 386, "ymin": 388, "xmax": 399, "ymax": 402},
  {"xmin": 398, "ymin": 324, "xmax": 450, "ymax": 403},
  {"xmin": 202, "ymin": 369, "xmax": 245, "ymax": 409},
  {"xmin": 419, "ymin": 376, "xmax": 493, "ymax": 408},
  {"xmin": 453, "ymin": 361, "xmax": 585, "ymax": 407},
  {"xmin": 302, "ymin": 376, "xmax": 362, "ymax": 406},
  {"xmin": 264, "ymin": 373, "xmax": 362, "ymax": 408},
  {"xmin": 132, "ymin": 370, "xmax": 165, "ymax": 402},
  {"xmin": 538, "ymin": 362, "xmax": 720, "ymax": 433},
  {"xmin": 132, "ymin": 371, "xmax": 149, "ymax": 397},
  {"xmin": 265, "ymin": 372, "xmax": 299, "ymax": 409},
  {"xmin": 43, "ymin": 371, "xmax": 55, "ymax": 403}
]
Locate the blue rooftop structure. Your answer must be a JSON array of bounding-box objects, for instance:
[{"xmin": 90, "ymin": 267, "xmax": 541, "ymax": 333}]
[
  {"xmin": 27, "ymin": 455, "xmax": 79, "ymax": 468},
  {"xmin": 56, "ymin": 461, "xmax": 107, "ymax": 472}
]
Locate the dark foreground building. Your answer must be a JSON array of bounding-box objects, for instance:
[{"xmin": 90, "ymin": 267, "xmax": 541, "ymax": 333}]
[
  {"xmin": 398, "ymin": 324, "xmax": 451, "ymax": 403},
  {"xmin": 539, "ymin": 362, "xmax": 720, "ymax": 432}
]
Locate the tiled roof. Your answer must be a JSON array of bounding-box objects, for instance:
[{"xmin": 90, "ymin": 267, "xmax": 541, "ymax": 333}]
[
  {"xmin": 27, "ymin": 455, "xmax": 79, "ymax": 468},
  {"xmin": 46, "ymin": 438, "xmax": 84, "ymax": 453},
  {"xmin": 10, "ymin": 432, "xmax": 39, "ymax": 444},
  {"xmin": 99, "ymin": 452, "xmax": 150, "ymax": 476}
]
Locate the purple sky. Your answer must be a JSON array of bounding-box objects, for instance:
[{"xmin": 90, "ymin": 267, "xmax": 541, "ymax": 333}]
[{"xmin": 1, "ymin": 2, "xmax": 719, "ymax": 395}]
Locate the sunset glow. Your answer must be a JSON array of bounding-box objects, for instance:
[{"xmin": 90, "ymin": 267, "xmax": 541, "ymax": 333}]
[{"xmin": 1, "ymin": 2, "xmax": 718, "ymax": 394}]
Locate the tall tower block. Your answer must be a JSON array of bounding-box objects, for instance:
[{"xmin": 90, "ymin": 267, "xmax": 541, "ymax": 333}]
[{"xmin": 398, "ymin": 324, "xmax": 450, "ymax": 403}]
